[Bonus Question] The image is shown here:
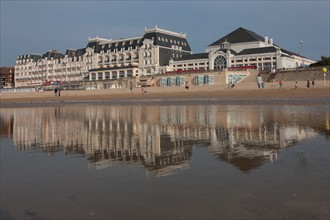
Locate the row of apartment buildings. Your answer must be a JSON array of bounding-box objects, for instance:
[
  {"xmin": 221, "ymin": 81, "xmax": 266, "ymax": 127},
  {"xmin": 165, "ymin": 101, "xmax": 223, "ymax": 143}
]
[{"xmin": 10, "ymin": 26, "xmax": 315, "ymax": 88}]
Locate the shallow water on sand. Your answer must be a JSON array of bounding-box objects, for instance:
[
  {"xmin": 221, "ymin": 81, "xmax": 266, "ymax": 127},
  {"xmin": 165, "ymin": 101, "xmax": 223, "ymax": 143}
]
[{"xmin": 0, "ymin": 104, "xmax": 329, "ymax": 220}]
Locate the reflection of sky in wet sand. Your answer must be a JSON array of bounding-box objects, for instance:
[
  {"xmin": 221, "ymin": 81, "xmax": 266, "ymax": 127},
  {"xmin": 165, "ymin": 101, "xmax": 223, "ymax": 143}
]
[
  {"xmin": 0, "ymin": 104, "xmax": 329, "ymax": 220},
  {"xmin": 0, "ymin": 104, "xmax": 328, "ymax": 175}
]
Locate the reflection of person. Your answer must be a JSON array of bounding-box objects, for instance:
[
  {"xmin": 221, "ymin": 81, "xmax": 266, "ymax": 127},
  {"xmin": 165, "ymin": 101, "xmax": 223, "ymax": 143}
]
[
  {"xmin": 256, "ymin": 74, "xmax": 263, "ymax": 90},
  {"xmin": 130, "ymin": 81, "xmax": 133, "ymax": 94}
]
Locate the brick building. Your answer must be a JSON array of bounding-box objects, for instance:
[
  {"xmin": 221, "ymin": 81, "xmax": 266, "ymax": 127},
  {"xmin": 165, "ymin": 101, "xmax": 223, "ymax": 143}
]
[{"xmin": 0, "ymin": 67, "xmax": 15, "ymax": 88}]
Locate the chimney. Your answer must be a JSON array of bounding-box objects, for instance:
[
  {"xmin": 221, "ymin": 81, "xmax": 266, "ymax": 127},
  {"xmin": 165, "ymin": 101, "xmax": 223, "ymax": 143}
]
[
  {"xmin": 269, "ymin": 38, "xmax": 273, "ymax": 45},
  {"xmin": 265, "ymin": 36, "xmax": 268, "ymax": 44}
]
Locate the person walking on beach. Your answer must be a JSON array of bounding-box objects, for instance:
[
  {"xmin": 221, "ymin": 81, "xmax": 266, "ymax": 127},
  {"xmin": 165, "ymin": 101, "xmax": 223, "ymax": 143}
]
[
  {"xmin": 54, "ymin": 88, "xmax": 58, "ymax": 96},
  {"xmin": 279, "ymin": 79, "xmax": 283, "ymax": 88},
  {"xmin": 58, "ymin": 89, "xmax": 61, "ymax": 97},
  {"xmin": 307, "ymin": 80, "xmax": 310, "ymax": 88},
  {"xmin": 295, "ymin": 81, "xmax": 298, "ymax": 89},
  {"xmin": 185, "ymin": 81, "xmax": 189, "ymax": 91},
  {"xmin": 256, "ymin": 74, "xmax": 263, "ymax": 90},
  {"xmin": 312, "ymin": 78, "xmax": 315, "ymax": 87}
]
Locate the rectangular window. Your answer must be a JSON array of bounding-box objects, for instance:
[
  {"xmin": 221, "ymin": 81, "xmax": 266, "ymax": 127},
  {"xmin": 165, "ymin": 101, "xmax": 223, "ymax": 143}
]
[
  {"xmin": 167, "ymin": 77, "xmax": 176, "ymax": 86},
  {"xmin": 204, "ymin": 75, "xmax": 214, "ymax": 85},
  {"xmin": 176, "ymin": 76, "xmax": 185, "ymax": 86},
  {"xmin": 196, "ymin": 75, "xmax": 205, "ymax": 85},
  {"xmin": 160, "ymin": 78, "xmax": 167, "ymax": 87}
]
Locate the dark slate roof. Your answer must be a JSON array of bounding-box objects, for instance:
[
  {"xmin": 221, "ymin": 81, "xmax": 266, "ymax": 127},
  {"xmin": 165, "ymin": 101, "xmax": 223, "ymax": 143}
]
[
  {"xmin": 237, "ymin": 47, "xmax": 277, "ymax": 55},
  {"xmin": 87, "ymin": 28, "xmax": 192, "ymax": 54},
  {"xmin": 101, "ymin": 38, "xmax": 142, "ymax": 53},
  {"xmin": 42, "ymin": 50, "xmax": 64, "ymax": 59},
  {"xmin": 236, "ymin": 46, "xmax": 305, "ymax": 58},
  {"xmin": 142, "ymin": 31, "xmax": 191, "ymax": 51},
  {"xmin": 86, "ymin": 37, "xmax": 139, "ymax": 53},
  {"xmin": 95, "ymin": 29, "xmax": 192, "ymax": 54},
  {"xmin": 281, "ymin": 48, "xmax": 304, "ymax": 58},
  {"xmin": 174, "ymin": 53, "xmax": 208, "ymax": 61},
  {"xmin": 86, "ymin": 40, "xmax": 102, "ymax": 53},
  {"xmin": 209, "ymin": 27, "xmax": 265, "ymax": 46},
  {"xmin": 17, "ymin": 54, "xmax": 42, "ymax": 61},
  {"xmin": 65, "ymin": 48, "xmax": 86, "ymax": 57}
]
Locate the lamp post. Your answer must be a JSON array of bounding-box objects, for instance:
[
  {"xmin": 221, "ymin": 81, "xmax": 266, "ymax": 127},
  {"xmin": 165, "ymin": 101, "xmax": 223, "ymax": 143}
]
[{"xmin": 300, "ymin": 41, "xmax": 304, "ymax": 67}]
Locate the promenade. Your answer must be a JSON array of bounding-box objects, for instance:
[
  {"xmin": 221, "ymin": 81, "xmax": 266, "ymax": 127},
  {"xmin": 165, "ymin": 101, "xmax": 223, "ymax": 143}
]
[{"xmin": 1, "ymin": 67, "xmax": 329, "ymax": 106}]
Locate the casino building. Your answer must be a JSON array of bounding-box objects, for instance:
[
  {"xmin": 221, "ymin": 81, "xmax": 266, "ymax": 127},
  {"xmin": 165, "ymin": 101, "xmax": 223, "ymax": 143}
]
[
  {"xmin": 169, "ymin": 27, "xmax": 315, "ymax": 72},
  {"xmin": 13, "ymin": 26, "xmax": 314, "ymax": 88}
]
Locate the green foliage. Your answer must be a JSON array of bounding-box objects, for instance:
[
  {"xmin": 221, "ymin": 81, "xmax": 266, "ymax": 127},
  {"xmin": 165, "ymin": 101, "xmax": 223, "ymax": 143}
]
[{"xmin": 310, "ymin": 56, "xmax": 330, "ymax": 67}]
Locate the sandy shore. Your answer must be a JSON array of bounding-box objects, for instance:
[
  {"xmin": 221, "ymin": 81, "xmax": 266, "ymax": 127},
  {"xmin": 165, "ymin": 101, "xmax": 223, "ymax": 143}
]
[{"xmin": 1, "ymin": 81, "xmax": 329, "ymax": 107}]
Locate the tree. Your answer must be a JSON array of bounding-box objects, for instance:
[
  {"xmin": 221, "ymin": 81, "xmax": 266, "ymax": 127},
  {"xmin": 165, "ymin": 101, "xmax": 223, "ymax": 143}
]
[{"xmin": 310, "ymin": 56, "xmax": 330, "ymax": 67}]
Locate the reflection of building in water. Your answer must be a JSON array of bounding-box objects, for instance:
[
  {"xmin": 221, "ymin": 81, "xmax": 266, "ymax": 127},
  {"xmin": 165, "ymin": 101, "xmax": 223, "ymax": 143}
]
[
  {"xmin": 0, "ymin": 104, "xmax": 323, "ymax": 174},
  {"xmin": 160, "ymin": 105, "xmax": 319, "ymax": 172}
]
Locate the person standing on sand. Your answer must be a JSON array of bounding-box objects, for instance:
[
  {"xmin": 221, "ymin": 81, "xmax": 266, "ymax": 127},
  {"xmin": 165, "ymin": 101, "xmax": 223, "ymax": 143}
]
[
  {"xmin": 279, "ymin": 79, "xmax": 283, "ymax": 88},
  {"xmin": 54, "ymin": 88, "xmax": 58, "ymax": 96},
  {"xmin": 185, "ymin": 81, "xmax": 189, "ymax": 91},
  {"xmin": 295, "ymin": 81, "xmax": 298, "ymax": 89},
  {"xmin": 307, "ymin": 80, "xmax": 310, "ymax": 88},
  {"xmin": 256, "ymin": 74, "xmax": 263, "ymax": 90},
  {"xmin": 312, "ymin": 78, "xmax": 315, "ymax": 87}
]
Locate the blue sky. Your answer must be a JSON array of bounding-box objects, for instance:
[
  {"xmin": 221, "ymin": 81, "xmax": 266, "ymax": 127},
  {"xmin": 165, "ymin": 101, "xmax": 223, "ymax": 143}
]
[{"xmin": 1, "ymin": 0, "xmax": 329, "ymax": 66}]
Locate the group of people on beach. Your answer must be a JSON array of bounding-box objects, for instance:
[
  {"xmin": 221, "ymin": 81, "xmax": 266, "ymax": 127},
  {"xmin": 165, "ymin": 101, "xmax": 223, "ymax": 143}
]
[
  {"xmin": 306, "ymin": 79, "xmax": 315, "ymax": 88},
  {"xmin": 257, "ymin": 74, "xmax": 317, "ymax": 90}
]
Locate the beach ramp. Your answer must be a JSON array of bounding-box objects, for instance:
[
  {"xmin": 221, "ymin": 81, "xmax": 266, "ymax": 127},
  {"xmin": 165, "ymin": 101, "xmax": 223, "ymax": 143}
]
[{"xmin": 137, "ymin": 76, "xmax": 156, "ymax": 87}]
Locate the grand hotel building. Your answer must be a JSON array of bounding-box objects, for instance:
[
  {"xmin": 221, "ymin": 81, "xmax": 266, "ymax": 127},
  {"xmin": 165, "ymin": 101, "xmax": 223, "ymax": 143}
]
[{"xmin": 14, "ymin": 27, "xmax": 314, "ymax": 88}]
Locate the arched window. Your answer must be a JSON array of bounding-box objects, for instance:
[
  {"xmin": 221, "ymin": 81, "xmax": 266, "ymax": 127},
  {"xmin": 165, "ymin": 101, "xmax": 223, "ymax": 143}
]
[
  {"xmin": 98, "ymin": 72, "xmax": 103, "ymax": 80},
  {"xmin": 91, "ymin": 73, "xmax": 96, "ymax": 80},
  {"xmin": 214, "ymin": 55, "xmax": 227, "ymax": 69}
]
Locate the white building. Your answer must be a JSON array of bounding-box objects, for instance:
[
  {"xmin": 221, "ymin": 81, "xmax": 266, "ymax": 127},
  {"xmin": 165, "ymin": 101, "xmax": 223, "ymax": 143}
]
[
  {"xmin": 169, "ymin": 27, "xmax": 315, "ymax": 72},
  {"xmin": 14, "ymin": 27, "xmax": 316, "ymax": 88},
  {"xmin": 14, "ymin": 27, "xmax": 192, "ymax": 88}
]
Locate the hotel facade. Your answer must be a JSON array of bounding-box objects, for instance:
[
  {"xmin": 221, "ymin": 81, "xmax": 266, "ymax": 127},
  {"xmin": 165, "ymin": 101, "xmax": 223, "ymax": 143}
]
[{"xmin": 13, "ymin": 27, "xmax": 314, "ymax": 88}]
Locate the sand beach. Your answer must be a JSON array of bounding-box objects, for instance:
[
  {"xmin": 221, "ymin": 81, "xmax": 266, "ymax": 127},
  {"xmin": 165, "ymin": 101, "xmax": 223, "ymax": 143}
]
[{"xmin": 1, "ymin": 80, "xmax": 329, "ymax": 107}]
